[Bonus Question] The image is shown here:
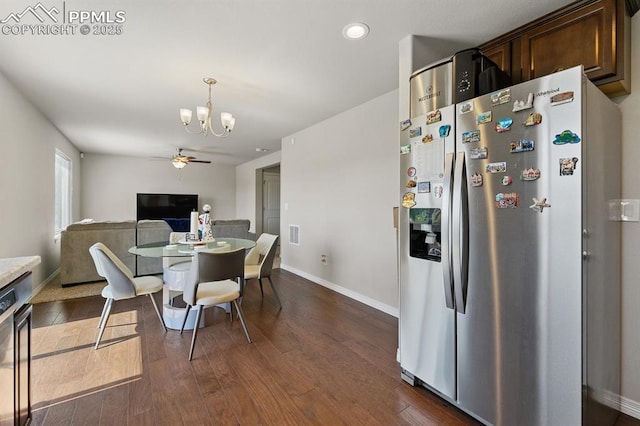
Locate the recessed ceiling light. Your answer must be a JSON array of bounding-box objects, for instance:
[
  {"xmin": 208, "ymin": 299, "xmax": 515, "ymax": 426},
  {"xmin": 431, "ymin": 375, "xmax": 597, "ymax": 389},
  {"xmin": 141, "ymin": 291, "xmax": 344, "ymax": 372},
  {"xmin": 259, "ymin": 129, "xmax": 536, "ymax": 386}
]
[
  {"xmin": 343, "ymin": 22, "xmax": 369, "ymax": 40},
  {"xmin": 256, "ymin": 148, "xmax": 269, "ymax": 152}
]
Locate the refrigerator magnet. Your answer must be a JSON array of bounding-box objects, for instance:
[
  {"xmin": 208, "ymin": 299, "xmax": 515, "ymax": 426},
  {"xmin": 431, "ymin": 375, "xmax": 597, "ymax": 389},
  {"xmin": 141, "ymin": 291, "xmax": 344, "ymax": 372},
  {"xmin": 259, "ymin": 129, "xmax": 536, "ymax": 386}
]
[
  {"xmin": 400, "ymin": 119, "xmax": 412, "ymax": 131},
  {"xmin": 491, "ymin": 89, "xmax": 511, "ymax": 105},
  {"xmin": 462, "ymin": 130, "xmax": 480, "ymax": 144},
  {"xmin": 407, "ymin": 167, "xmax": 417, "ymax": 177},
  {"xmin": 469, "ymin": 147, "xmax": 488, "ymax": 160},
  {"xmin": 520, "ymin": 167, "xmax": 541, "ymax": 181},
  {"xmin": 510, "ymin": 139, "xmax": 535, "ymax": 153},
  {"xmin": 405, "ymin": 180, "xmax": 417, "ymax": 188},
  {"xmin": 513, "ymin": 93, "xmax": 534, "ymax": 112},
  {"xmin": 495, "ymin": 192, "xmax": 519, "ymax": 209},
  {"xmin": 495, "ymin": 118, "xmax": 513, "ymax": 133},
  {"xmin": 422, "ymin": 134, "xmax": 434, "ymax": 143},
  {"xmin": 400, "ymin": 144, "xmax": 411, "ymax": 155},
  {"xmin": 402, "ymin": 192, "xmax": 416, "ymax": 208},
  {"xmin": 470, "ymin": 173, "xmax": 483, "ymax": 187},
  {"xmin": 417, "ymin": 182, "xmax": 431, "ymax": 193},
  {"xmin": 486, "ymin": 162, "xmax": 507, "ymax": 173},
  {"xmin": 476, "ymin": 111, "xmax": 492, "ymax": 125},
  {"xmin": 459, "ymin": 102, "xmax": 473, "ymax": 114},
  {"xmin": 426, "ymin": 110, "xmax": 442, "ymax": 124},
  {"xmin": 439, "ymin": 124, "xmax": 451, "ymax": 138},
  {"xmin": 559, "ymin": 157, "xmax": 579, "ymax": 176},
  {"xmin": 523, "ymin": 112, "xmax": 542, "ymax": 126},
  {"xmin": 432, "ymin": 184, "xmax": 444, "ymax": 198},
  {"xmin": 553, "ymin": 130, "xmax": 580, "ymax": 145},
  {"xmin": 550, "ymin": 91, "xmax": 574, "ymax": 106},
  {"xmin": 501, "ymin": 176, "xmax": 513, "ymax": 186},
  {"xmin": 530, "ymin": 197, "xmax": 551, "ymax": 213},
  {"xmin": 409, "ymin": 127, "xmax": 422, "ymax": 138}
]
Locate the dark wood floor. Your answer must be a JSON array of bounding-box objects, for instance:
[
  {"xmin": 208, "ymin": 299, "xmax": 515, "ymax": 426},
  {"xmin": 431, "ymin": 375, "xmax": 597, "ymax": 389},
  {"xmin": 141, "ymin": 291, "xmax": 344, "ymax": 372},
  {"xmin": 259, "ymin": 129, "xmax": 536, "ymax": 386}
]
[{"xmin": 31, "ymin": 269, "xmax": 639, "ymax": 425}]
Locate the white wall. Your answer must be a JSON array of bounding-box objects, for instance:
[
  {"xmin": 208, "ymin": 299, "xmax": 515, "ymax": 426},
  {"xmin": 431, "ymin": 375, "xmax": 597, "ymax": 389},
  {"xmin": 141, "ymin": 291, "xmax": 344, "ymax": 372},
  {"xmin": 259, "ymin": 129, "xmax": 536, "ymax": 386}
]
[
  {"xmin": 280, "ymin": 90, "xmax": 400, "ymax": 315},
  {"xmin": 81, "ymin": 153, "xmax": 236, "ymax": 221},
  {"xmin": 235, "ymin": 150, "xmax": 281, "ymax": 233},
  {"xmin": 0, "ymin": 72, "xmax": 80, "ymax": 286},
  {"xmin": 615, "ymin": 12, "xmax": 640, "ymax": 417}
]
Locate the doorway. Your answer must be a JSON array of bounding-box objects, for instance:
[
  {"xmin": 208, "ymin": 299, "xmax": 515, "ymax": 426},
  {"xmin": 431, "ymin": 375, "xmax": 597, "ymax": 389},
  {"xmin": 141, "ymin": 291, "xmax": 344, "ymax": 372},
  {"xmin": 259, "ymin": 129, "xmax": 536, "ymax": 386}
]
[{"xmin": 256, "ymin": 164, "xmax": 280, "ymax": 238}]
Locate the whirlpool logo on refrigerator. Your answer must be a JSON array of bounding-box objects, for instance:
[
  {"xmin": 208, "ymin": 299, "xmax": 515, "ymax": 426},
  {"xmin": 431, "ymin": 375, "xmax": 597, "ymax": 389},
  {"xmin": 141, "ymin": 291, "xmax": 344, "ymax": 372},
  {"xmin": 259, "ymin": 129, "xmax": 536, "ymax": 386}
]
[{"xmin": 1, "ymin": 1, "xmax": 126, "ymax": 36}]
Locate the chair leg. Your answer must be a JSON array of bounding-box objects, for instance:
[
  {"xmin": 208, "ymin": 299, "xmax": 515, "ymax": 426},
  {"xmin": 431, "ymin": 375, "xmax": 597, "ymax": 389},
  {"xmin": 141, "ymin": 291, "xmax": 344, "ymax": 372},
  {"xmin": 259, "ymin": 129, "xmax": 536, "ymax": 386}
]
[
  {"xmin": 180, "ymin": 305, "xmax": 192, "ymax": 334},
  {"xmin": 229, "ymin": 301, "xmax": 233, "ymax": 323},
  {"xmin": 95, "ymin": 298, "xmax": 114, "ymax": 349},
  {"xmin": 97, "ymin": 298, "xmax": 110, "ymax": 329},
  {"xmin": 258, "ymin": 278, "xmax": 264, "ymax": 297},
  {"xmin": 148, "ymin": 293, "xmax": 167, "ymax": 333},
  {"xmin": 266, "ymin": 276, "xmax": 283, "ymax": 310},
  {"xmin": 233, "ymin": 300, "xmax": 252, "ymax": 343},
  {"xmin": 188, "ymin": 305, "xmax": 204, "ymax": 361}
]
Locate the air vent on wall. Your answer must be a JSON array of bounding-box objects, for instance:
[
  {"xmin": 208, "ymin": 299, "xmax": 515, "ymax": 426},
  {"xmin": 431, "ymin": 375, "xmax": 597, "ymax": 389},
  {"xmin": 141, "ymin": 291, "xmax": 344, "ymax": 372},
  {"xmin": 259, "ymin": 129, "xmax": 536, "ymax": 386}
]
[{"xmin": 289, "ymin": 225, "xmax": 300, "ymax": 246}]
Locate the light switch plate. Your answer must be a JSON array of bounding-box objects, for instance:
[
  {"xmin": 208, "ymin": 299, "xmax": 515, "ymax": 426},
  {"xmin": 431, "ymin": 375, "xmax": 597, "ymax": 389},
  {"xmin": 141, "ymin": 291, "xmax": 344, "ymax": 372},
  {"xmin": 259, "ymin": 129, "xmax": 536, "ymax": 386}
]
[{"xmin": 608, "ymin": 199, "xmax": 640, "ymax": 222}]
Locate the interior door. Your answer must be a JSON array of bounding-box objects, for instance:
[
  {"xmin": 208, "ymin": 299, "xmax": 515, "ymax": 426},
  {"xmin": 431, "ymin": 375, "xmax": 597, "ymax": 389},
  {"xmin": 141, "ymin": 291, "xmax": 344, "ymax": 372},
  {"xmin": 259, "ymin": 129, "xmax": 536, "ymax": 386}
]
[{"xmin": 262, "ymin": 172, "xmax": 280, "ymax": 237}]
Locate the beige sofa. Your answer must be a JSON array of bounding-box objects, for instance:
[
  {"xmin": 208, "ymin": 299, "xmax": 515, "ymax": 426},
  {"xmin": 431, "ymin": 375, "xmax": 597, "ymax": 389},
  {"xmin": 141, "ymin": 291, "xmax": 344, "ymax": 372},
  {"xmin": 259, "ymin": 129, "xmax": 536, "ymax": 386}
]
[{"xmin": 60, "ymin": 220, "xmax": 172, "ymax": 286}]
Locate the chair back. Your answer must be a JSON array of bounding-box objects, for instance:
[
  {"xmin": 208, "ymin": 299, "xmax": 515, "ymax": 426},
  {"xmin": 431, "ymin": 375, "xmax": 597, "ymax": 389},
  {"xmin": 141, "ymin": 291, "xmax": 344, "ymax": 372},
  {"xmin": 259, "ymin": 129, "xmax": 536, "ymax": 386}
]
[
  {"xmin": 256, "ymin": 233, "xmax": 279, "ymax": 278},
  {"xmin": 183, "ymin": 248, "xmax": 245, "ymax": 305},
  {"xmin": 163, "ymin": 232, "xmax": 189, "ymax": 268},
  {"xmin": 89, "ymin": 242, "xmax": 136, "ymax": 299}
]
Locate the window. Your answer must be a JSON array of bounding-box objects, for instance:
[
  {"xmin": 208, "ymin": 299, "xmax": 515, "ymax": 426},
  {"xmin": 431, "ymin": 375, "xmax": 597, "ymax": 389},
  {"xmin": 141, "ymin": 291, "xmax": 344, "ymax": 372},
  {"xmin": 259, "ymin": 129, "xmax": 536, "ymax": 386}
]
[{"xmin": 54, "ymin": 150, "xmax": 72, "ymax": 238}]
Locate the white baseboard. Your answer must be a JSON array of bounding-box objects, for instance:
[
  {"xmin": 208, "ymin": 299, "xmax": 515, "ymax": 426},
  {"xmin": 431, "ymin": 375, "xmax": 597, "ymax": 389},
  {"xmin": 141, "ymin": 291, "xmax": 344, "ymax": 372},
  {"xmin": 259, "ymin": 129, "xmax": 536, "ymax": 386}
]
[
  {"xmin": 619, "ymin": 395, "xmax": 640, "ymax": 419},
  {"xmin": 34, "ymin": 268, "xmax": 59, "ymax": 296},
  {"xmin": 280, "ymin": 263, "xmax": 399, "ymax": 318}
]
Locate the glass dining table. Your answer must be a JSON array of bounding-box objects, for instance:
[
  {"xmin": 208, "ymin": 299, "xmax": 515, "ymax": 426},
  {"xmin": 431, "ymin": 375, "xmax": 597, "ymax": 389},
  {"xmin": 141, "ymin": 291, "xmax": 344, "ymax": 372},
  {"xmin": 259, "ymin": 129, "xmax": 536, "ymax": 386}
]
[{"xmin": 128, "ymin": 238, "xmax": 256, "ymax": 330}]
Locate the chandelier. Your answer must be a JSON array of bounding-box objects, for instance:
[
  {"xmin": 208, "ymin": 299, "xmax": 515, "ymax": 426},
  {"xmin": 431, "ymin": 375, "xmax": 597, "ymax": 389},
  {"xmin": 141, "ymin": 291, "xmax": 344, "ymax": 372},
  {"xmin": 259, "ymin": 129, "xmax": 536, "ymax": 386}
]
[{"xmin": 179, "ymin": 77, "xmax": 236, "ymax": 137}]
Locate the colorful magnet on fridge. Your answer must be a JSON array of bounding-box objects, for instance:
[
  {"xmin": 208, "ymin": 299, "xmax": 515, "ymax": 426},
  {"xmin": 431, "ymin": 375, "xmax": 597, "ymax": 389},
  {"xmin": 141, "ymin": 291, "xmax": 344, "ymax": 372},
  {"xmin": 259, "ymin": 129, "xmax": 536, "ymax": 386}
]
[
  {"xmin": 400, "ymin": 119, "xmax": 412, "ymax": 131},
  {"xmin": 462, "ymin": 130, "xmax": 480, "ymax": 144},
  {"xmin": 520, "ymin": 167, "xmax": 541, "ymax": 181},
  {"xmin": 422, "ymin": 134, "xmax": 434, "ymax": 143},
  {"xmin": 477, "ymin": 111, "xmax": 492, "ymax": 124},
  {"xmin": 523, "ymin": 112, "xmax": 542, "ymax": 126},
  {"xmin": 512, "ymin": 93, "xmax": 534, "ymax": 112},
  {"xmin": 491, "ymin": 89, "xmax": 511, "ymax": 105},
  {"xmin": 510, "ymin": 139, "xmax": 535, "ymax": 153},
  {"xmin": 495, "ymin": 118, "xmax": 513, "ymax": 133},
  {"xmin": 432, "ymin": 184, "xmax": 444, "ymax": 198},
  {"xmin": 553, "ymin": 130, "xmax": 581, "ymax": 145},
  {"xmin": 407, "ymin": 167, "xmax": 417, "ymax": 177},
  {"xmin": 400, "ymin": 144, "xmax": 411, "ymax": 155},
  {"xmin": 495, "ymin": 192, "xmax": 519, "ymax": 209},
  {"xmin": 405, "ymin": 180, "xmax": 417, "ymax": 188},
  {"xmin": 459, "ymin": 102, "xmax": 473, "ymax": 114},
  {"xmin": 501, "ymin": 176, "xmax": 513, "ymax": 186},
  {"xmin": 550, "ymin": 91, "xmax": 574, "ymax": 106},
  {"xmin": 409, "ymin": 127, "xmax": 422, "ymax": 138},
  {"xmin": 560, "ymin": 157, "xmax": 579, "ymax": 176},
  {"xmin": 417, "ymin": 182, "xmax": 431, "ymax": 193},
  {"xmin": 402, "ymin": 192, "xmax": 416, "ymax": 208},
  {"xmin": 469, "ymin": 147, "xmax": 488, "ymax": 160},
  {"xmin": 426, "ymin": 110, "xmax": 442, "ymax": 124},
  {"xmin": 439, "ymin": 124, "xmax": 451, "ymax": 138},
  {"xmin": 530, "ymin": 197, "xmax": 551, "ymax": 213},
  {"xmin": 486, "ymin": 162, "xmax": 507, "ymax": 173},
  {"xmin": 470, "ymin": 173, "xmax": 483, "ymax": 187}
]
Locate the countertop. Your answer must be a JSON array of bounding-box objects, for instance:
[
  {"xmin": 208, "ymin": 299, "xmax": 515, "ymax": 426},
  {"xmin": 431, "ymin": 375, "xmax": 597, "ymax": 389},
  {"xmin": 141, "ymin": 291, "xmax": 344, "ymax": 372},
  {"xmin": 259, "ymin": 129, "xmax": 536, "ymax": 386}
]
[{"xmin": 0, "ymin": 256, "xmax": 41, "ymax": 290}]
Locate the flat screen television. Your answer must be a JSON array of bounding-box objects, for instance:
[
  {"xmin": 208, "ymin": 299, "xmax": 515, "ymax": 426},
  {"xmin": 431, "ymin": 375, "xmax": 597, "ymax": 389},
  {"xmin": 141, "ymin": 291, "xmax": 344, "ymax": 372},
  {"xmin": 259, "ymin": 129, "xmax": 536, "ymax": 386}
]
[{"xmin": 136, "ymin": 193, "xmax": 198, "ymax": 221}]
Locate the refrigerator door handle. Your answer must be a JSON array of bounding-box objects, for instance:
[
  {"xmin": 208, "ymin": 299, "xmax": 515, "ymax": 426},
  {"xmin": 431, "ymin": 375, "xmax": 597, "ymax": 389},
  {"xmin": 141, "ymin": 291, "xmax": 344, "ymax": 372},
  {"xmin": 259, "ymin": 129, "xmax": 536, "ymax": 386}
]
[
  {"xmin": 452, "ymin": 151, "xmax": 469, "ymax": 314},
  {"xmin": 441, "ymin": 152, "xmax": 455, "ymax": 309}
]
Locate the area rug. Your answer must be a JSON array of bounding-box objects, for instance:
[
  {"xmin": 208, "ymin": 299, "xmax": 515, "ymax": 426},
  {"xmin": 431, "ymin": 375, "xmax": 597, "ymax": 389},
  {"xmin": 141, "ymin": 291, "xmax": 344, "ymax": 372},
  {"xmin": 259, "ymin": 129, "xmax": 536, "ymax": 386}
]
[{"xmin": 31, "ymin": 274, "xmax": 106, "ymax": 303}]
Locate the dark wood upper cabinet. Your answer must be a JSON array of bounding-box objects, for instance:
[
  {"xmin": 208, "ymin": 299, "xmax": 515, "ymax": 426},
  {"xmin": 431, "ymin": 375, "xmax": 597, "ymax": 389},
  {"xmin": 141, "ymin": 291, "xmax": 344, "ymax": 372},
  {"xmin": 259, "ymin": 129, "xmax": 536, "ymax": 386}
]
[{"xmin": 480, "ymin": 0, "xmax": 630, "ymax": 97}]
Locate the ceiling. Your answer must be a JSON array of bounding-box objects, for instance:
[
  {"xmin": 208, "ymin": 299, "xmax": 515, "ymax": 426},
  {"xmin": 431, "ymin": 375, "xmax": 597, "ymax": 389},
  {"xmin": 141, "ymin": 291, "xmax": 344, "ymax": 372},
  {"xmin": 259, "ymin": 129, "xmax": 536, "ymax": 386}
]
[{"xmin": 0, "ymin": 0, "xmax": 574, "ymax": 166}]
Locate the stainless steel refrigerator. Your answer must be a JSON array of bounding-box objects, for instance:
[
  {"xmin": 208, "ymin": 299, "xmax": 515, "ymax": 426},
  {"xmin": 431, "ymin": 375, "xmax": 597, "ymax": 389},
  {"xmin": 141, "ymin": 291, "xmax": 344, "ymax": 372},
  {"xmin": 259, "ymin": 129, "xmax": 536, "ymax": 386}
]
[{"xmin": 399, "ymin": 65, "xmax": 621, "ymax": 425}]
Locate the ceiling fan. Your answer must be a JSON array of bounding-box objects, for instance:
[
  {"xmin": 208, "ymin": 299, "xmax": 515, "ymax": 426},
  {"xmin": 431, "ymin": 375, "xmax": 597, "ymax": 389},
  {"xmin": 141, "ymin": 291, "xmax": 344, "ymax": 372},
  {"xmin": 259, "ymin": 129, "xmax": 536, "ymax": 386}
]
[{"xmin": 171, "ymin": 148, "xmax": 211, "ymax": 169}]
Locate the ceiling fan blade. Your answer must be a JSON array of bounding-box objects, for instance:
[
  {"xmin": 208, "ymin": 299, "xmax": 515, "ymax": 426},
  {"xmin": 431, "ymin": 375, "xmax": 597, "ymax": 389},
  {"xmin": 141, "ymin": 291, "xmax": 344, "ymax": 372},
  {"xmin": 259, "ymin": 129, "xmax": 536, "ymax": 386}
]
[{"xmin": 188, "ymin": 160, "xmax": 212, "ymax": 164}]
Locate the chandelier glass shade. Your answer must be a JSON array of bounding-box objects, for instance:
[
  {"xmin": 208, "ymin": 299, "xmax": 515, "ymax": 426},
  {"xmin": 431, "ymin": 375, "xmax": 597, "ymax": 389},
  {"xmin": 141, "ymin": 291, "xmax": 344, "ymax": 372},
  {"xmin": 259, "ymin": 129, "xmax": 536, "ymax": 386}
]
[{"xmin": 179, "ymin": 77, "xmax": 235, "ymax": 137}]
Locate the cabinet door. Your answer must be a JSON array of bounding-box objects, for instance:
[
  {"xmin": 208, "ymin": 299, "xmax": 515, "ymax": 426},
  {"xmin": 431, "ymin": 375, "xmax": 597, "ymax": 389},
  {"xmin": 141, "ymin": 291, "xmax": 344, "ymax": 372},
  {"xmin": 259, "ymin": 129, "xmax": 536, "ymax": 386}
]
[{"xmin": 520, "ymin": 0, "xmax": 617, "ymax": 82}]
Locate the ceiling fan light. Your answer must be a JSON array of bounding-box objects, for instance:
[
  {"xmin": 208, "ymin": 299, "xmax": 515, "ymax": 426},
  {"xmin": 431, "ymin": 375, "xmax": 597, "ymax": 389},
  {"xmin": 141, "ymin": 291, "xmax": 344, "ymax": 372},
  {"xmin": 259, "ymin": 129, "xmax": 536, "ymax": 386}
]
[
  {"xmin": 196, "ymin": 106, "xmax": 209, "ymax": 122},
  {"xmin": 179, "ymin": 108, "xmax": 193, "ymax": 125},
  {"xmin": 172, "ymin": 159, "xmax": 187, "ymax": 169}
]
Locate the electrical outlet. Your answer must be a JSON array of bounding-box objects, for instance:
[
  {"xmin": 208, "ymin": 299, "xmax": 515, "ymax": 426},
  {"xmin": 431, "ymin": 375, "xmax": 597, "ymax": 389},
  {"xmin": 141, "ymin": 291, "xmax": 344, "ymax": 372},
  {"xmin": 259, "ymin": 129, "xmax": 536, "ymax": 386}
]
[{"xmin": 321, "ymin": 254, "xmax": 327, "ymax": 265}]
